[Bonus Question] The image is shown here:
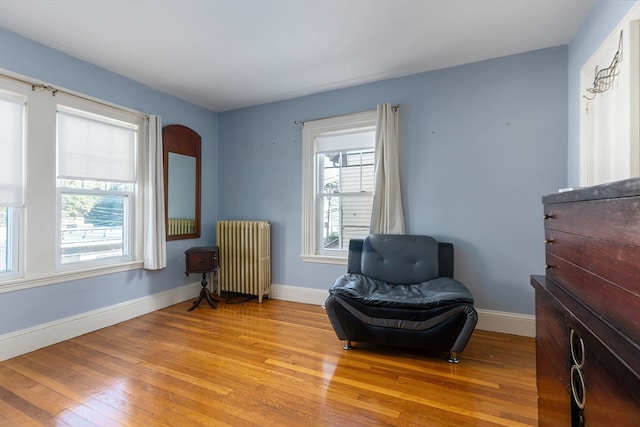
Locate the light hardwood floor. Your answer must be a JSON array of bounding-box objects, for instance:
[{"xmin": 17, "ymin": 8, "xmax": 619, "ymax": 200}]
[{"xmin": 0, "ymin": 298, "xmax": 537, "ymax": 426}]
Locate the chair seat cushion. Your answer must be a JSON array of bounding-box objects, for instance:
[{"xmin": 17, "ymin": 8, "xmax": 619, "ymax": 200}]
[{"xmin": 329, "ymin": 273, "xmax": 474, "ymax": 309}]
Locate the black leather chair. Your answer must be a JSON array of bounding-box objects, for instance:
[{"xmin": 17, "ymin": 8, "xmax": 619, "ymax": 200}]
[{"xmin": 324, "ymin": 234, "xmax": 477, "ymax": 363}]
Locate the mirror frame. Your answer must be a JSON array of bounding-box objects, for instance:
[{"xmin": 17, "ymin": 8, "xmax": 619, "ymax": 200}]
[{"xmin": 163, "ymin": 124, "xmax": 201, "ymax": 240}]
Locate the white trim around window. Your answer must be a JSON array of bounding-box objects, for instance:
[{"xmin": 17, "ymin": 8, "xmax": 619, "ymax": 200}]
[
  {"xmin": 0, "ymin": 72, "xmax": 148, "ymax": 293},
  {"xmin": 301, "ymin": 110, "xmax": 376, "ymax": 264}
]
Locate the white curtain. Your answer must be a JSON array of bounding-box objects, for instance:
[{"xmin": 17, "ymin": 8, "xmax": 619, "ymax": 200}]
[
  {"xmin": 369, "ymin": 103, "xmax": 405, "ymax": 234},
  {"xmin": 143, "ymin": 115, "xmax": 167, "ymax": 270}
]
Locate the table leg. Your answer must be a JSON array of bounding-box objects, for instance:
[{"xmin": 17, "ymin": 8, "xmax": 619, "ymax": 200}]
[{"xmin": 188, "ymin": 273, "xmax": 219, "ymax": 311}]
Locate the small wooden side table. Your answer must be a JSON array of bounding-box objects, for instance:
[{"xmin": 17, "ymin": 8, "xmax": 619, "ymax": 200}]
[{"xmin": 185, "ymin": 246, "xmax": 219, "ymax": 311}]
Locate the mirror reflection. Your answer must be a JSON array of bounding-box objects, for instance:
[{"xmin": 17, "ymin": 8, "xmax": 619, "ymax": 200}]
[
  {"xmin": 168, "ymin": 153, "xmax": 196, "ymax": 219},
  {"xmin": 163, "ymin": 125, "xmax": 201, "ymax": 240}
]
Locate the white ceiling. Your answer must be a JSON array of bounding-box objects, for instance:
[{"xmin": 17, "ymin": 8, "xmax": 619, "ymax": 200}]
[{"xmin": 0, "ymin": 0, "xmax": 595, "ymax": 112}]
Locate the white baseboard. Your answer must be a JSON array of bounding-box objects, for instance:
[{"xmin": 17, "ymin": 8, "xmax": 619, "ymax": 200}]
[
  {"xmin": 475, "ymin": 308, "xmax": 535, "ymax": 337},
  {"xmin": 270, "ymin": 283, "xmax": 329, "ymax": 305},
  {"xmin": 1, "ymin": 282, "xmax": 535, "ymax": 362},
  {"xmin": 0, "ymin": 282, "xmax": 201, "ymax": 361},
  {"xmin": 270, "ymin": 284, "xmax": 535, "ymax": 337}
]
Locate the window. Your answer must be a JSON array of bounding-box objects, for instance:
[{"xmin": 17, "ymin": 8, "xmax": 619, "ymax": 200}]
[
  {"xmin": 301, "ymin": 110, "xmax": 376, "ymax": 263},
  {"xmin": 0, "ymin": 88, "xmax": 25, "ymax": 277},
  {"xmin": 0, "ymin": 73, "xmax": 147, "ymax": 289},
  {"xmin": 56, "ymin": 106, "xmax": 139, "ymax": 266},
  {"xmin": 57, "ymin": 181, "xmax": 133, "ymax": 265},
  {"xmin": 0, "ymin": 207, "xmax": 20, "ymax": 276}
]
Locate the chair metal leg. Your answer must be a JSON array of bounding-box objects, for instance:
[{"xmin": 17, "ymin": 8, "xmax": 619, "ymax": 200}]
[
  {"xmin": 343, "ymin": 340, "xmax": 353, "ymax": 350},
  {"xmin": 447, "ymin": 352, "xmax": 460, "ymax": 363}
]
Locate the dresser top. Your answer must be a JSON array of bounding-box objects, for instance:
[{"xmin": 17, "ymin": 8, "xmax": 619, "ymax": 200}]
[
  {"xmin": 185, "ymin": 246, "xmax": 218, "ymax": 254},
  {"xmin": 543, "ymin": 177, "xmax": 640, "ymax": 204}
]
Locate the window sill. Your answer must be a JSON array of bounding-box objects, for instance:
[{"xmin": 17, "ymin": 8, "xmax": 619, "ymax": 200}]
[
  {"xmin": 300, "ymin": 254, "xmax": 347, "ymax": 265},
  {"xmin": 0, "ymin": 261, "xmax": 144, "ymax": 294}
]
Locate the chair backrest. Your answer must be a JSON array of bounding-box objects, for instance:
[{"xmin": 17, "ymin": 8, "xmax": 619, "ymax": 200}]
[
  {"xmin": 348, "ymin": 235, "xmax": 454, "ymax": 279},
  {"xmin": 351, "ymin": 234, "xmax": 440, "ymax": 284}
]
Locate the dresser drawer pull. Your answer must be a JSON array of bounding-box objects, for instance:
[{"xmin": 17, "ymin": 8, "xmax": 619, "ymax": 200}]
[
  {"xmin": 543, "ymin": 214, "xmax": 556, "ymax": 220},
  {"xmin": 544, "ymin": 264, "xmax": 556, "ymax": 270},
  {"xmin": 544, "ymin": 238, "xmax": 555, "ymax": 244},
  {"xmin": 570, "ymin": 329, "xmax": 585, "ymax": 368},
  {"xmin": 571, "ymin": 365, "xmax": 586, "ymax": 409}
]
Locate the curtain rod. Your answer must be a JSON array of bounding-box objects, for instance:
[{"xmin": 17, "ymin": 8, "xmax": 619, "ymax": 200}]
[
  {"xmin": 1, "ymin": 70, "xmax": 148, "ymax": 119},
  {"xmin": 294, "ymin": 104, "xmax": 399, "ymax": 125}
]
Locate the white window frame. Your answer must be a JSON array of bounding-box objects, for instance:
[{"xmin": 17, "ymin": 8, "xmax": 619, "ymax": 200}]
[
  {"xmin": 56, "ymin": 183, "xmax": 135, "ymax": 269},
  {"xmin": 0, "ymin": 72, "xmax": 147, "ymax": 293},
  {"xmin": 54, "ymin": 101, "xmax": 141, "ymax": 270},
  {"xmin": 301, "ymin": 110, "xmax": 376, "ymax": 264},
  {"xmin": 0, "ymin": 84, "xmax": 26, "ymax": 280},
  {"xmin": 0, "ymin": 207, "xmax": 20, "ymax": 278}
]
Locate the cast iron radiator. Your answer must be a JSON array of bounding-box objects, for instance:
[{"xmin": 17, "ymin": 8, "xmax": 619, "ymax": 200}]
[{"xmin": 216, "ymin": 220, "xmax": 271, "ymax": 303}]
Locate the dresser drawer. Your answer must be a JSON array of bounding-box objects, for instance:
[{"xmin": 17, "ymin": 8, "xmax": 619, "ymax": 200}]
[
  {"xmin": 543, "ymin": 196, "xmax": 640, "ymax": 246},
  {"xmin": 545, "ymin": 255, "xmax": 640, "ymax": 345},
  {"xmin": 185, "ymin": 247, "xmax": 219, "ymax": 274},
  {"xmin": 544, "ymin": 228, "xmax": 640, "ymax": 344},
  {"xmin": 544, "ymin": 229, "xmax": 640, "ymax": 295}
]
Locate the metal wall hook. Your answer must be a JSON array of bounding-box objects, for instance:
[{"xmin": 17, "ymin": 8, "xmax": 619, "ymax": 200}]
[{"xmin": 583, "ymin": 30, "xmax": 623, "ymax": 100}]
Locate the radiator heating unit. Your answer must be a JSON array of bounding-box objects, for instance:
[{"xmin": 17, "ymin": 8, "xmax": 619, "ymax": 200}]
[{"xmin": 216, "ymin": 220, "xmax": 271, "ymax": 303}]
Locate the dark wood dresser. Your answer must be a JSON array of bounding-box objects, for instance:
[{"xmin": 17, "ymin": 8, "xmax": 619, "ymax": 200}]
[{"xmin": 531, "ymin": 177, "xmax": 640, "ymax": 426}]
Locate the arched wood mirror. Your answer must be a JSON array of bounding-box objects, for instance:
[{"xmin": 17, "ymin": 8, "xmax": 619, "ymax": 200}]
[{"xmin": 163, "ymin": 124, "xmax": 201, "ymax": 240}]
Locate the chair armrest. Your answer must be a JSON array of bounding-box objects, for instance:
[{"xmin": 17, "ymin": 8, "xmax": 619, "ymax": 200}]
[
  {"xmin": 347, "ymin": 239, "xmax": 364, "ymax": 274},
  {"xmin": 438, "ymin": 242, "xmax": 454, "ymax": 278}
]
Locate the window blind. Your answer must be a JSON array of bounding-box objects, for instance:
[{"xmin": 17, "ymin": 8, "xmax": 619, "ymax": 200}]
[
  {"xmin": 315, "ymin": 129, "xmax": 375, "ymax": 154},
  {"xmin": 57, "ymin": 106, "xmax": 138, "ymax": 183},
  {"xmin": 0, "ymin": 91, "xmax": 25, "ymax": 207}
]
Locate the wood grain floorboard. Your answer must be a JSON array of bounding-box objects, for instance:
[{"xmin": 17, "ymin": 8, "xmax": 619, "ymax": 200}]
[{"xmin": 0, "ymin": 298, "xmax": 537, "ymax": 426}]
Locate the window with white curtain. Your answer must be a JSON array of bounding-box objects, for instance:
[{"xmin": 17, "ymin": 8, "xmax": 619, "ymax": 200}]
[
  {"xmin": 0, "ymin": 73, "xmax": 147, "ymax": 290},
  {"xmin": 301, "ymin": 110, "xmax": 376, "ymax": 264}
]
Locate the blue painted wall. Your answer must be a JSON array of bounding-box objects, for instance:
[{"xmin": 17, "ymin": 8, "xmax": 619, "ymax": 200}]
[
  {"xmin": 219, "ymin": 47, "xmax": 569, "ymax": 315},
  {"xmin": 218, "ymin": 0, "xmax": 639, "ymax": 316},
  {"xmin": 1, "ymin": 0, "xmax": 635, "ymax": 335},
  {"xmin": 567, "ymin": 0, "xmax": 638, "ymax": 186},
  {"xmin": 0, "ymin": 29, "xmax": 218, "ymax": 334}
]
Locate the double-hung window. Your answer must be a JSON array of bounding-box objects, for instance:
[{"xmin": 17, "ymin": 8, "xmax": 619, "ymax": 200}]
[
  {"xmin": 301, "ymin": 110, "xmax": 376, "ymax": 263},
  {"xmin": 0, "ymin": 73, "xmax": 147, "ymax": 289},
  {"xmin": 56, "ymin": 105, "xmax": 139, "ymax": 266},
  {"xmin": 0, "ymin": 88, "xmax": 25, "ymax": 277}
]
